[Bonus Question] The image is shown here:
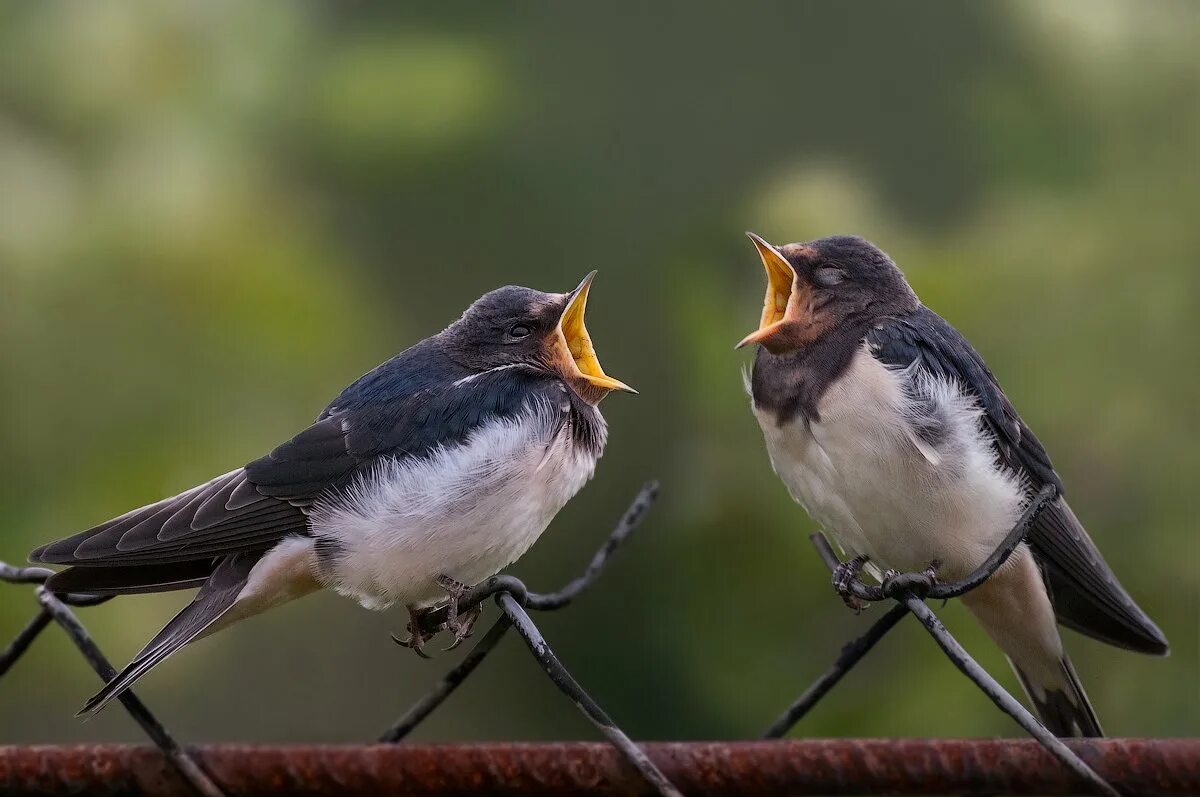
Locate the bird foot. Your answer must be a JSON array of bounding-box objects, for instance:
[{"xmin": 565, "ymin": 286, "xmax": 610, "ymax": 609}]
[
  {"xmin": 832, "ymin": 554, "xmax": 869, "ymax": 613},
  {"xmin": 435, "ymin": 574, "xmax": 481, "ymax": 651},
  {"xmin": 392, "ymin": 576, "xmax": 483, "ymax": 657},
  {"xmin": 393, "ymin": 604, "xmax": 438, "ymax": 659}
]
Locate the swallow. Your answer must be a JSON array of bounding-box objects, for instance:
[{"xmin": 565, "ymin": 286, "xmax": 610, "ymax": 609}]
[
  {"xmin": 738, "ymin": 232, "xmax": 1167, "ymax": 737},
  {"xmin": 31, "ymin": 273, "xmax": 634, "ymax": 716}
]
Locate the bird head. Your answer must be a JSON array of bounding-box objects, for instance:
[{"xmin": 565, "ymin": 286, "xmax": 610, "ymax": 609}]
[
  {"xmin": 444, "ymin": 273, "xmax": 635, "ymax": 403},
  {"xmin": 736, "ymin": 232, "xmax": 918, "ymax": 354}
]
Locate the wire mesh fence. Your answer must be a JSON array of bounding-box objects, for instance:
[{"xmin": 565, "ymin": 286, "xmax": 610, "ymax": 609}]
[{"xmin": 2, "ymin": 482, "xmax": 1194, "ymax": 796}]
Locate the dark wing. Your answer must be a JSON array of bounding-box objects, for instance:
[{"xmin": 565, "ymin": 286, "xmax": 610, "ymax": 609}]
[
  {"xmin": 867, "ymin": 307, "xmax": 1168, "ymax": 654},
  {"xmin": 33, "ymin": 342, "xmax": 576, "ymax": 583},
  {"xmin": 1032, "ymin": 500, "xmax": 1167, "ymax": 653},
  {"xmin": 866, "ymin": 306, "xmax": 1060, "ymax": 490},
  {"xmin": 30, "ymin": 468, "xmax": 311, "ymax": 568},
  {"xmin": 249, "ymin": 361, "xmax": 574, "ymax": 498},
  {"xmin": 30, "ymin": 341, "xmax": 452, "ymax": 572}
]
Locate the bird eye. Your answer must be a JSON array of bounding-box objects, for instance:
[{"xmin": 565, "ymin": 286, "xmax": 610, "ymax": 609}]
[
  {"xmin": 508, "ymin": 323, "xmax": 532, "ymax": 339},
  {"xmin": 813, "ymin": 266, "xmax": 846, "ymax": 287}
]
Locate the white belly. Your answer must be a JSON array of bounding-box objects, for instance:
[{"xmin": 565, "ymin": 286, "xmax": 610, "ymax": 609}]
[
  {"xmin": 752, "ymin": 347, "xmax": 1025, "ymax": 580},
  {"xmin": 309, "ymin": 406, "xmax": 600, "ymax": 609}
]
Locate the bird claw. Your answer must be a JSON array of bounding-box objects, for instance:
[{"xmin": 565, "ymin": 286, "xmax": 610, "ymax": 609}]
[
  {"xmin": 443, "ymin": 604, "xmax": 481, "ymax": 651},
  {"xmin": 393, "ymin": 576, "xmax": 483, "ymax": 657},
  {"xmin": 832, "ymin": 554, "xmax": 869, "ymax": 613},
  {"xmin": 393, "ymin": 604, "xmax": 437, "ymax": 658},
  {"xmin": 435, "ymin": 574, "xmax": 482, "ymax": 650}
]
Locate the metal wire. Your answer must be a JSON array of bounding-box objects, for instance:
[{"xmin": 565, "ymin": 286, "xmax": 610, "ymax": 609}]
[
  {"xmin": 377, "ymin": 482, "xmax": 681, "ymax": 796},
  {"xmin": 900, "ymin": 594, "xmax": 1119, "ymax": 797},
  {"xmin": 0, "ymin": 480, "xmax": 1179, "ymax": 796},
  {"xmin": 779, "ymin": 483, "xmax": 1121, "ymax": 797},
  {"xmin": 0, "ymin": 609, "xmax": 53, "ymax": 678},
  {"xmin": 33, "ymin": 588, "xmax": 226, "ymax": 797},
  {"xmin": 498, "ymin": 593, "xmax": 684, "ymax": 797},
  {"xmin": 379, "ymin": 483, "xmax": 660, "ymax": 743},
  {"xmin": 0, "ymin": 482, "xmax": 676, "ymax": 797}
]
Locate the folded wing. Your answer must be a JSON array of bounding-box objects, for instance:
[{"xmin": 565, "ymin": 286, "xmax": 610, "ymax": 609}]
[{"xmin": 867, "ymin": 307, "xmax": 1168, "ymax": 655}]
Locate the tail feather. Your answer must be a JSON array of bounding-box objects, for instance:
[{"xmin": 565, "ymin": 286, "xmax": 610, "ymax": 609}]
[
  {"xmin": 79, "ymin": 552, "xmax": 260, "ymax": 717},
  {"xmin": 45, "ymin": 561, "xmax": 214, "ymax": 596},
  {"xmin": 961, "ymin": 546, "xmax": 1103, "ymax": 738},
  {"xmin": 1012, "ymin": 654, "xmax": 1103, "ymax": 738}
]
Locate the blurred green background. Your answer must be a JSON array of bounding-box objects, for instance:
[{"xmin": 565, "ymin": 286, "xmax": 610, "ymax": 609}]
[{"xmin": 1, "ymin": 1, "xmax": 1196, "ymax": 743}]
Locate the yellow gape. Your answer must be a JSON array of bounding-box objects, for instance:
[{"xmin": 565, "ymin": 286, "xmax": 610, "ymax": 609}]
[
  {"xmin": 558, "ymin": 271, "xmax": 636, "ymax": 393},
  {"xmin": 737, "ymin": 232, "xmax": 797, "ymax": 349}
]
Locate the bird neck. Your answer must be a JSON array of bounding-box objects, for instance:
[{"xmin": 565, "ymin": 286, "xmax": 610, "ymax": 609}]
[{"xmin": 751, "ymin": 317, "xmax": 872, "ymax": 426}]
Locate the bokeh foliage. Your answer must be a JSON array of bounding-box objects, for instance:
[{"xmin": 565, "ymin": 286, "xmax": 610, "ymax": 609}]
[{"xmin": 1, "ymin": 1, "xmax": 1196, "ymax": 742}]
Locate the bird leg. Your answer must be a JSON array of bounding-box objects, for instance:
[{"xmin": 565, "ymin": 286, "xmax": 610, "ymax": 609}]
[
  {"xmin": 435, "ymin": 574, "xmax": 481, "ymax": 651},
  {"xmin": 393, "ymin": 604, "xmax": 438, "ymax": 659},
  {"xmin": 832, "ymin": 554, "xmax": 869, "ymax": 613}
]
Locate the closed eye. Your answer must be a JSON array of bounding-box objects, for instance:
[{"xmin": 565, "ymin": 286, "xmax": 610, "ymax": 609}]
[{"xmin": 813, "ymin": 266, "xmax": 845, "ymax": 287}]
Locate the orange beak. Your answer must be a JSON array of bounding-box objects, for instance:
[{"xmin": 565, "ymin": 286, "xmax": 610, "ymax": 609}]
[
  {"xmin": 736, "ymin": 232, "xmax": 797, "ymax": 349},
  {"xmin": 556, "ymin": 272, "xmax": 637, "ymax": 394}
]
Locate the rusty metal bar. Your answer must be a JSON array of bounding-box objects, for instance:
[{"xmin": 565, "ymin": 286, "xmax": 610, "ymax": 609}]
[
  {"xmin": 3, "ymin": 484, "xmax": 668, "ymax": 797},
  {"xmin": 798, "ymin": 487, "xmax": 1120, "ymax": 796},
  {"xmin": 763, "ymin": 602, "xmax": 910, "ymax": 739},
  {"xmin": 377, "ymin": 481, "xmax": 679, "ymax": 794},
  {"xmin": 497, "ymin": 592, "xmax": 683, "ymax": 797},
  {"xmin": 0, "ymin": 740, "xmax": 1195, "ymax": 796},
  {"xmin": 898, "ymin": 592, "xmax": 1118, "ymax": 797},
  {"xmin": 33, "ymin": 589, "xmax": 225, "ymax": 797}
]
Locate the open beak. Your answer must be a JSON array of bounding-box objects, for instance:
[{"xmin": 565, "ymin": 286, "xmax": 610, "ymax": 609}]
[
  {"xmin": 557, "ymin": 271, "xmax": 637, "ymax": 394},
  {"xmin": 736, "ymin": 231, "xmax": 797, "ymax": 349}
]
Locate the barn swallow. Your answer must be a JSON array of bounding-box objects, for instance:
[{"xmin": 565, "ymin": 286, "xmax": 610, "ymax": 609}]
[
  {"xmin": 31, "ymin": 273, "xmax": 634, "ymax": 716},
  {"xmin": 738, "ymin": 232, "xmax": 1167, "ymax": 737}
]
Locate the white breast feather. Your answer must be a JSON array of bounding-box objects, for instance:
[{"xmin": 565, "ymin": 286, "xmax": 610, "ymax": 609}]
[
  {"xmin": 310, "ymin": 397, "xmax": 603, "ymax": 610},
  {"xmin": 752, "ymin": 345, "xmax": 1026, "ymax": 580}
]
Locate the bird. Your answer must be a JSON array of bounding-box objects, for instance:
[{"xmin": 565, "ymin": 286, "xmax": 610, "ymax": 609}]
[
  {"xmin": 30, "ymin": 272, "xmax": 634, "ymax": 716},
  {"xmin": 737, "ymin": 232, "xmax": 1168, "ymax": 737}
]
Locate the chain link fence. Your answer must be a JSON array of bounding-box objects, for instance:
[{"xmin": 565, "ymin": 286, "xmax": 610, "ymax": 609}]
[{"xmin": 3, "ymin": 483, "xmax": 1194, "ymax": 796}]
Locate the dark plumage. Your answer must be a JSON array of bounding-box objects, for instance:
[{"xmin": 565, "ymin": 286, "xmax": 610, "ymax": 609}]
[
  {"xmin": 741, "ymin": 232, "xmax": 1167, "ymax": 738},
  {"xmin": 30, "ymin": 275, "xmax": 630, "ymax": 715}
]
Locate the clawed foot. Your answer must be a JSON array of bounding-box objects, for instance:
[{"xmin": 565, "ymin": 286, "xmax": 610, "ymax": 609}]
[
  {"xmin": 393, "ymin": 604, "xmax": 438, "ymax": 659},
  {"xmin": 393, "ymin": 576, "xmax": 483, "ymax": 658},
  {"xmin": 832, "ymin": 555, "xmax": 869, "ymax": 613},
  {"xmin": 435, "ymin": 574, "xmax": 481, "ymax": 651}
]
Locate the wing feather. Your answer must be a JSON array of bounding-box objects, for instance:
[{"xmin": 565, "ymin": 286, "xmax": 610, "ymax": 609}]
[
  {"xmin": 867, "ymin": 306, "xmax": 1167, "ymax": 653},
  {"xmin": 30, "ymin": 343, "xmax": 580, "ymax": 576}
]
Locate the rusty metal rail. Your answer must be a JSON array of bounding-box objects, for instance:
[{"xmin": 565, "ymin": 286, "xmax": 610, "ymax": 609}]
[
  {"xmin": 1, "ymin": 483, "xmax": 681, "ymax": 797},
  {"xmin": 0, "ymin": 739, "xmax": 1196, "ymax": 796},
  {"xmin": 3, "ymin": 480, "xmax": 1190, "ymax": 795},
  {"xmin": 764, "ymin": 484, "xmax": 1125, "ymax": 797}
]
